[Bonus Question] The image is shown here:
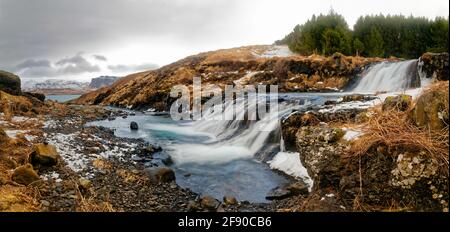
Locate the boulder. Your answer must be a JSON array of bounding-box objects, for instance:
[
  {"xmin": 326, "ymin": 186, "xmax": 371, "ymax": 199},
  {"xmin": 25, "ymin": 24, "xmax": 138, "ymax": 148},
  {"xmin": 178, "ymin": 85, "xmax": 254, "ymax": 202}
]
[
  {"xmin": 382, "ymin": 94, "xmax": 412, "ymax": 112},
  {"xmin": 130, "ymin": 121, "xmax": 139, "ymax": 130},
  {"xmin": 411, "ymin": 86, "xmax": 448, "ymax": 130},
  {"xmin": 200, "ymin": 195, "xmax": 220, "ymax": 210},
  {"xmin": 12, "ymin": 164, "xmax": 40, "ymax": 185},
  {"xmin": 0, "ymin": 70, "xmax": 21, "ymax": 95},
  {"xmin": 145, "ymin": 167, "xmax": 176, "ymax": 183},
  {"xmin": 28, "ymin": 143, "xmax": 60, "ymax": 166}
]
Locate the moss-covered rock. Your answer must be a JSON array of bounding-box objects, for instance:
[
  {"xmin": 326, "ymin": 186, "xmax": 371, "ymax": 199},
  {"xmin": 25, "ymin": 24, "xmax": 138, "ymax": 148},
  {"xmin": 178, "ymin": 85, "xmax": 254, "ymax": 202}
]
[
  {"xmin": 12, "ymin": 164, "xmax": 40, "ymax": 186},
  {"xmin": 411, "ymin": 86, "xmax": 448, "ymax": 130},
  {"xmin": 28, "ymin": 143, "xmax": 60, "ymax": 166},
  {"xmin": 0, "ymin": 70, "xmax": 21, "ymax": 96},
  {"xmin": 382, "ymin": 94, "xmax": 412, "ymax": 112}
]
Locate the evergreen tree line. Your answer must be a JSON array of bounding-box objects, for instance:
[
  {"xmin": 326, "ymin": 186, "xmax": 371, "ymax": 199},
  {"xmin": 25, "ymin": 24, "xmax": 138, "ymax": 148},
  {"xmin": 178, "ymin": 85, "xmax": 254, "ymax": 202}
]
[{"xmin": 276, "ymin": 10, "xmax": 449, "ymax": 58}]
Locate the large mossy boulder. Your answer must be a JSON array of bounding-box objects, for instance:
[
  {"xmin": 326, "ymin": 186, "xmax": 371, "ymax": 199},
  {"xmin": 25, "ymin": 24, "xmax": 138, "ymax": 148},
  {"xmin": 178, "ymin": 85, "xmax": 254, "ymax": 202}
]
[
  {"xmin": 28, "ymin": 143, "xmax": 60, "ymax": 166},
  {"xmin": 12, "ymin": 164, "xmax": 40, "ymax": 185},
  {"xmin": 411, "ymin": 85, "xmax": 449, "ymax": 130},
  {"xmin": 382, "ymin": 94, "xmax": 412, "ymax": 112},
  {"xmin": 0, "ymin": 70, "xmax": 21, "ymax": 96}
]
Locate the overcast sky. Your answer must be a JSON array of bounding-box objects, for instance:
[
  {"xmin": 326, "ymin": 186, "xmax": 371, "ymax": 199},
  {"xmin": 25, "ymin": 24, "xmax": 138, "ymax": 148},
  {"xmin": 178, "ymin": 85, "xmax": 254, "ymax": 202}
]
[{"xmin": 0, "ymin": 0, "xmax": 448, "ymax": 81}]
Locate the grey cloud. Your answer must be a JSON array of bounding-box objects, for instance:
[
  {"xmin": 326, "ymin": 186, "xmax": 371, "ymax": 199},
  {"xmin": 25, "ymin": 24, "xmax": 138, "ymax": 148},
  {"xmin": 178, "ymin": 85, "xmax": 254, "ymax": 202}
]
[
  {"xmin": 93, "ymin": 55, "xmax": 107, "ymax": 61},
  {"xmin": 15, "ymin": 59, "xmax": 51, "ymax": 70},
  {"xmin": 55, "ymin": 53, "xmax": 100, "ymax": 74},
  {"xmin": 14, "ymin": 53, "xmax": 101, "ymax": 78},
  {"xmin": 0, "ymin": 0, "xmax": 240, "ymax": 70},
  {"xmin": 108, "ymin": 63, "xmax": 159, "ymax": 73}
]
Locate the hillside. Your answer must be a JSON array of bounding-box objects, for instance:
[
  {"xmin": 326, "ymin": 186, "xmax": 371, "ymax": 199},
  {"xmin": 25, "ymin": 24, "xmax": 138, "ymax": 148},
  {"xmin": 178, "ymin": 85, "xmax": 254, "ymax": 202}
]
[{"xmin": 73, "ymin": 45, "xmax": 393, "ymax": 110}]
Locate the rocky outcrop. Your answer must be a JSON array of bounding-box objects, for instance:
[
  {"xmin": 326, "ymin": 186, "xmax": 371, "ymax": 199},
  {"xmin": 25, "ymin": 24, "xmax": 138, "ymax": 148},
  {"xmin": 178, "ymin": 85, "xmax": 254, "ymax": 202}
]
[
  {"xmin": 88, "ymin": 76, "xmax": 119, "ymax": 89},
  {"xmin": 420, "ymin": 53, "xmax": 449, "ymax": 81},
  {"xmin": 0, "ymin": 70, "xmax": 21, "ymax": 96},
  {"xmin": 296, "ymin": 125, "xmax": 346, "ymax": 190}
]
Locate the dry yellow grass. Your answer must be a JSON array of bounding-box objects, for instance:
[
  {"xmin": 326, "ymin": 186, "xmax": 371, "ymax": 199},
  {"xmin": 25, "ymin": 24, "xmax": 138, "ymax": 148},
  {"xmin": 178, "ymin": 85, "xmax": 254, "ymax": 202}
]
[{"xmin": 350, "ymin": 82, "xmax": 449, "ymax": 175}]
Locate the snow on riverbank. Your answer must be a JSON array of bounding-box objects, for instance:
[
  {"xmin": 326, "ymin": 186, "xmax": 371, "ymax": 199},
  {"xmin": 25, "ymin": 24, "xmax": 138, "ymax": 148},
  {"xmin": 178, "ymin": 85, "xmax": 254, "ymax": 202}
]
[{"xmin": 268, "ymin": 151, "xmax": 313, "ymax": 191}]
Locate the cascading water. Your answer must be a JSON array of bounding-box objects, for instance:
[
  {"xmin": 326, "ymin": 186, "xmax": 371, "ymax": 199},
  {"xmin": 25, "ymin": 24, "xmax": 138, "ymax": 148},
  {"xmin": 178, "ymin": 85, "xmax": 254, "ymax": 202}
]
[
  {"xmin": 170, "ymin": 95, "xmax": 306, "ymax": 164},
  {"xmin": 351, "ymin": 59, "xmax": 422, "ymax": 93}
]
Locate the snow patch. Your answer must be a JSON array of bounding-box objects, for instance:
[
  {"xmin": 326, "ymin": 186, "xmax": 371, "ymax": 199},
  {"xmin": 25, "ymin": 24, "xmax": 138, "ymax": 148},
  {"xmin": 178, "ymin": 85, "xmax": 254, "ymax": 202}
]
[
  {"xmin": 342, "ymin": 128, "xmax": 363, "ymax": 141},
  {"xmin": 268, "ymin": 151, "xmax": 313, "ymax": 191},
  {"xmin": 254, "ymin": 46, "xmax": 295, "ymax": 58}
]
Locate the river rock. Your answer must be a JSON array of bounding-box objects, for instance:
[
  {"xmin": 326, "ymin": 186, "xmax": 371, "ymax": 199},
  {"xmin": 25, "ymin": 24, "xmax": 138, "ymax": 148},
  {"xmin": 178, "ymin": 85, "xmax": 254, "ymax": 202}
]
[
  {"xmin": 223, "ymin": 196, "xmax": 238, "ymax": 205},
  {"xmin": 130, "ymin": 121, "xmax": 139, "ymax": 130},
  {"xmin": 0, "ymin": 70, "xmax": 21, "ymax": 95},
  {"xmin": 12, "ymin": 164, "xmax": 40, "ymax": 185},
  {"xmin": 29, "ymin": 143, "xmax": 60, "ymax": 166},
  {"xmin": 411, "ymin": 85, "xmax": 448, "ymax": 130},
  {"xmin": 200, "ymin": 195, "xmax": 220, "ymax": 210},
  {"xmin": 382, "ymin": 94, "xmax": 412, "ymax": 112},
  {"xmin": 266, "ymin": 186, "xmax": 292, "ymax": 200},
  {"xmin": 286, "ymin": 181, "xmax": 309, "ymax": 195},
  {"xmin": 145, "ymin": 167, "xmax": 176, "ymax": 183}
]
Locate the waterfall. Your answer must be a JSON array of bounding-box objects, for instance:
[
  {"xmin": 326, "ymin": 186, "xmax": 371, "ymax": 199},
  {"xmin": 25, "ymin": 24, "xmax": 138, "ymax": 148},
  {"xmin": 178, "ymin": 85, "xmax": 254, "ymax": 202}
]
[
  {"xmin": 351, "ymin": 60, "xmax": 421, "ymax": 93},
  {"xmin": 169, "ymin": 96, "xmax": 305, "ymax": 164}
]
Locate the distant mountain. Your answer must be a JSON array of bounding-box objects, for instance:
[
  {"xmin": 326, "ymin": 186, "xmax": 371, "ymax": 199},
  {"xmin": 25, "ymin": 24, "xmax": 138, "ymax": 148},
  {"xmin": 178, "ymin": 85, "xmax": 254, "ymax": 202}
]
[
  {"xmin": 88, "ymin": 76, "xmax": 119, "ymax": 89},
  {"xmin": 22, "ymin": 79, "xmax": 90, "ymax": 93}
]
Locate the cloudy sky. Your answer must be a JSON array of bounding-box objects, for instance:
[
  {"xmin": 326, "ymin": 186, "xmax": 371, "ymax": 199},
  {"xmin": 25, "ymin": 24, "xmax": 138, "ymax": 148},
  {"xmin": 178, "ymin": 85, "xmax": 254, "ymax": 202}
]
[{"xmin": 0, "ymin": 0, "xmax": 448, "ymax": 81}]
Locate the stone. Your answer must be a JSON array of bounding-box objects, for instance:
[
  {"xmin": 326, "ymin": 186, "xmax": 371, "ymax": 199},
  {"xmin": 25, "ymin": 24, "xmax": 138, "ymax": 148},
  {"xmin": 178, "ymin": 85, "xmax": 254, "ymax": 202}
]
[
  {"xmin": 342, "ymin": 94, "xmax": 367, "ymax": 102},
  {"xmin": 78, "ymin": 177, "xmax": 92, "ymax": 190},
  {"xmin": 145, "ymin": 167, "xmax": 176, "ymax": 183},
  {"xmin": 223, "ymin": 196, "xmax": 238, "ymax": 205},
  {"xmin": 382, "ymin": 95, "xmax": 412, "ymax": 112},
  {"xmin": 266, "ymin": 186, "xmax": 292, "ymax": 200},
  {"xmin": 130, "ymin": 121, "xmax": 139, "ymax": 130},
  {"xmin": 187, "ymin": 200, "xmax": 199, "ymax": 212},
  {"xmin": 0, "ymin": 70, "xmax": 21, "ymax": 95},
  {"xmin": 29, "ymin": 143, "xmax": 60, "ymax": 166},
  {"xmin": 200, "ymin": 195, "xmax": 220, "ymax": 210},
  {"xmin": 411, "ymin": 86, "xmax": 448, "ymax": 130},
  {"xmin": 12, "ymin": 164, "xmax": 40, "ymax": 186},
  {"xmin": 286, "ymin": 181, "xmax": 309, "ymax": 196},
  {"xmin": 158, "ymin": 153, "xmax": 173, "ymax": 165}
]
